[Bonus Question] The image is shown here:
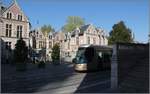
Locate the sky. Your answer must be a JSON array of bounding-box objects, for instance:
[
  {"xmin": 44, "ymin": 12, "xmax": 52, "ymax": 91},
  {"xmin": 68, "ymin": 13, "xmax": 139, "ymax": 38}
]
[{"xmin": 2, "ymin": 0, "xmax": 149, "ymax": 43}]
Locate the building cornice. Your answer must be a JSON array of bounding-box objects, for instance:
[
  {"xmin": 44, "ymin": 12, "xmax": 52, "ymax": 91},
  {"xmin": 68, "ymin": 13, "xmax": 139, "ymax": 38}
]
[
  {"xmin": 1, "ymin": 36, "xmax": 29, "ymax": 39},
  {"xmin": 0, "ymin": 17, "xmax": 29, "ymax": 23}
]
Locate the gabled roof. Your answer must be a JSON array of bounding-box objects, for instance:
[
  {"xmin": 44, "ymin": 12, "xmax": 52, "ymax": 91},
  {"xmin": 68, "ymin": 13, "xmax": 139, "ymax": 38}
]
[
  {"xmin": 64, "ymin": 32, "xmax": 71, "ymax": 40},
  {"xmin": 1, "ymin": 0, "xmax": 29, "ymax": 22},
  {"xmin": 71, "ymin": 24, "xmax": 92, "ymax": 37},
  {"xmin": 0, "ymin": 6, "xmax": 7, "ymax": 15},
  {"xmin": 79, "ymin": 24, "xmax": 91, "ymax": 33},
  {"xmin": 1, "ymin": 1, "xmax": 15, "ymax": 14}
]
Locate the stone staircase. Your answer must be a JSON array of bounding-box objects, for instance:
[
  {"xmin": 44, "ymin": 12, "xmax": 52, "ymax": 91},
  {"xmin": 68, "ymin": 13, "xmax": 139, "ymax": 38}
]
[{"xmin": 119, "ymin": 56, "xmax": 149, "ymax": 93}]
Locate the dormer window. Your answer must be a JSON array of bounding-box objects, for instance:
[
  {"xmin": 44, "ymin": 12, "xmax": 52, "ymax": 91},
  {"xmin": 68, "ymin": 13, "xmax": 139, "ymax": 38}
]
[
  {"xmin": 49, "ymin": 35, "xmax": 52, "ymax": 39},
  {"xmin": 18, "ymin": 15, "xmax": 22, "ymax": 21},
  {"xmin": 36, "ymin": 32, "xmax": 38, "ymax": 37},
  {"xmin": 6, "ymin": 12, "xmax": 12, "ymax": 19},
  {"xmin": 40, "ymin": 35, "xmax": 42, "ymax": 38}
]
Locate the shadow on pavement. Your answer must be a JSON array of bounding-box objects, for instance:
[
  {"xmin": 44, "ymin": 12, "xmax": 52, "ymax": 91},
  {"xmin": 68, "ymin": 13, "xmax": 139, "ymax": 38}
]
[
  {"xmin": 1, "ymin": 63, "xmax": 74, "ymax": 93},
  {"xmin": 74, "ymin": 47, "xmax": 111, "ymax": 93},
  {"xmin": 74, "ymin": 70, "xmax": 111, "ymax": 93}
]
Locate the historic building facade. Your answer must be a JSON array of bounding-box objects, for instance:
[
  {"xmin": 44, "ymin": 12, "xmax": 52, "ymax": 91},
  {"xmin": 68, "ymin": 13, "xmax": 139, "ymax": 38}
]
[
  {"xmin": 62, "ymin": 24, "xmax": 108, "ymax": 59},
  {"xmin": 29, "ymin": 29, "xmax": 67, "ymax": 61},
  {"xmin": 0, "ymin": 1, "xmax": 30, "ymax": 63},
  {"xmin": 29, "ymin": 29, "xmax": 54, "ymax": 61},
  {"xmin": 0, "ymin": 1, "xmax": 30, "ymax": 49},
  {"xmin": 0, "ymin": 1, "xmax": 108, "ymax": 63},
  {"xmin": 27, "ymin": 24, "xmax": 108, "ymax": 62}
]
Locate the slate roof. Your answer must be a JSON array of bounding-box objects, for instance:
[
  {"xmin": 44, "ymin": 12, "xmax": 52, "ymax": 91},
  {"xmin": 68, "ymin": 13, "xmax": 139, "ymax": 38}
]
[
  {"xmin": 0, "ymin": 2, "xmax": 14, "ymax": 15},
  {"xmin": 0, "ymin": 6, "xmax": 7, "ymax": 15},
  {"xmin": 0, "ymin": 1, "xmax": 29, "ymax": 22},
  {"xmin": 79, "ymin": 24, "xmax": 91, "ymax": 33},
  {"xmin": 71, "ymin": 24, "xmax": 91, "ymax": 37}
]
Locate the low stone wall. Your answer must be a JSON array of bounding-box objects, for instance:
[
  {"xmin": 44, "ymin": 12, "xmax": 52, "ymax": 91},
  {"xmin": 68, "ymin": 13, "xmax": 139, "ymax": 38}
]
[
  {"xmin": 117, "ymin": 43, "xmax": 148, "ymax": 84},
  {"xmin": 111, "ymin": 43, "xmax": 149, "ymax": 89}
]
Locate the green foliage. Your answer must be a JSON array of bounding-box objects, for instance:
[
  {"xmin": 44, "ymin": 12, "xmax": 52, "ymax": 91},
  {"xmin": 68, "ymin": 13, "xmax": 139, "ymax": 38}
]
[
  {"xmin": 108, "ymin": 21, "xmax": 133, "ymax": 45},
  {"xmin": 51, "ymin": 43, "xmax": 60, "ymax": 63},
  {"xmin": 14, "ymin": 38, "xmax": 28, "ymax": 71},
  {"xmin": 41, "ymin": 25, "xmax": 55, "ymax": 36},
  {"xmin": 62, "ymin": 16, "xmax": 85, "ymax": 32},
  {"xmin": 14, "ymin": 38, "xmax": 28, "ymax": 63}
]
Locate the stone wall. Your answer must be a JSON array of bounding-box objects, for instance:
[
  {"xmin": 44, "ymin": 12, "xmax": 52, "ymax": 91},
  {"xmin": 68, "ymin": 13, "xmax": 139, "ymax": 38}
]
[
  {"xmin": 111, "ymin": 43, "xmax": 149, "ymax": 89},
  {"xmin": 117, "ymin": 43, "xmax": 148, "ymax": 84}
]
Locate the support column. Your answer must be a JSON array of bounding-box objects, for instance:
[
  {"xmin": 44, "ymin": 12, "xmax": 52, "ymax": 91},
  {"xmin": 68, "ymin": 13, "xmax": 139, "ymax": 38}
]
[
  {"xmin": 111, "ymin": 44, "xmax": 118, "ymax": 89},
  {"xmin": 0, "ymin": 38, "xmax": 2, "ymax": 94}
]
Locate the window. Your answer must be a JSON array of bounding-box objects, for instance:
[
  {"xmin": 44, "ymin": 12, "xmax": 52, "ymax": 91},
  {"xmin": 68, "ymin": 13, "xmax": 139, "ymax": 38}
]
[
  {"xmin": 18, "ymin": 15, "xmax": 22, "ymax": 21},
  {"xmin": 49, "ymin": 35, "xmax": 52, "ymax": 39},
  {"xmin": 9, "ymin": 25, "xmax": 12, "ymax": 37},
  {"xmin": 39, "ymin": 41, "xmax": 41, "ymax": 48},
  {"xmin": 93, "ymin": 38, "xmax": 96, "ymax": 44},
  {"xmin": 44, "ymin": 41, "xmax": 46, "ymax": 48},
  {"xmin": 6, "ymin": 13, "xmax": 9, "ymax": 18},
  {"xmin": 102, "ymin": 36, "xmax": 105, "ymax": 45},
  {"xmin": 84, "ymin": 47, "xmax": 94, "ymax": 62},
  {"xmin": 39, "ymin": 41, "xmax": 40, "ymax": 48},
  {"xmin": 36, "ymin": 32, "xmax": 38, "ymax": 37},
  {"xmin": 56, "ymin": 36, "xmax": 59, "ymax": 41},
  {"xmin": 40, "ymin": 35, "xmax": 42, "ymax": 38},
  {"xmin": 6, "ymin": 24, "xmax": 12, "ymax": 37},
  {"xmin": 68, "ymin": 42, "xmax": 70, "ymax": 49},
  {"xmin": 33, "ymin": 37, "xmax": 36, "ymax": 49},
  {"xmin": 6, "ymin": 24, "xmax": 8, "ymax": 37},
  {"xmin": 10, "ymin": 13, "xmax": 12, "ymax": 19},
  {"xmin": 42, "ymin": 41, "xmax": 44, "ymax": 48},
  {"xmin": 39, "ymin": 41, "xmax": 43, "ymax": 48},
  {"xmin": 49, "ymin": 41, "xmax": 52, "ymax": 48},
  {"xmin": 17, "ymin": 25, "xmax": 23, "ymax": 38},
  {"xmin": 6, "ymin": 12, "xmax": 12, "ymax": 19},
  {"xmin": 76, "ymin": 37, "xmax": 79, "ymax": 45},
  {"xmin": 87, "ymin": 37, "xmax": 90, "ymax": 44}
]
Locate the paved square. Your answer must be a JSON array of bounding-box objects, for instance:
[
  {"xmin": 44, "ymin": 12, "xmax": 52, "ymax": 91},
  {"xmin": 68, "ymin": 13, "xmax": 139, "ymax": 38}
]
[{"xmin": 1, "ymin": 63, "xmax": 110, "ymax": 93}]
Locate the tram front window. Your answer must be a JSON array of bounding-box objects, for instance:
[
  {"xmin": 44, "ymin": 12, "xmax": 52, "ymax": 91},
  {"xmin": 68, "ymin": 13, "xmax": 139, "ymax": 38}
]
[
  {"xmin": 76, "ymin": 48, "xmax": 85, "ymax": 58},
  {"xmin": 75, "ymin": 48, "xmax": 87, "ymax": 64}
]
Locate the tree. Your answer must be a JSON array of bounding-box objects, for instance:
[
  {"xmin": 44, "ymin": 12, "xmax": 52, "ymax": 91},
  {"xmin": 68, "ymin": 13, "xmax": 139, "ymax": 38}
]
[
  {"xmin": 41, "ymin": 25, "xmax": 55, "ymax": 36},
  {"xmin": 41, "ymin": 25, "xmax": 54, "ymax": 61},
  {"xmin": 14, "ymin": 38, "xmax": 28, "ymax": 71},
  {"xmin": 51, "ymin": 43, "xmax": 60, "ymax": 64},
  {"xmin": 108, "ymin": 21, "xmax": 133, "ymax": 45},
  {"xmin": 62, "ymin": 16, "xmax": 85, "ymax": 32}
]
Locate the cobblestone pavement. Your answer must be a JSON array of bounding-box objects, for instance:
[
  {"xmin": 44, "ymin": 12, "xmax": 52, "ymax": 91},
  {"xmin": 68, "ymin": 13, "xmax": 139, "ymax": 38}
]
[{"xmin": 1, "ymin": 63, "xmax": 110, "ymax": 93}]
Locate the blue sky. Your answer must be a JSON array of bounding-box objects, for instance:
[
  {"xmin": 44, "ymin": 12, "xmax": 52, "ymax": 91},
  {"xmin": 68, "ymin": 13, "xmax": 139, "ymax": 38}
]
[{"xmin": 2, "ymin": 0, "xmax": 149, "ymax": 43}]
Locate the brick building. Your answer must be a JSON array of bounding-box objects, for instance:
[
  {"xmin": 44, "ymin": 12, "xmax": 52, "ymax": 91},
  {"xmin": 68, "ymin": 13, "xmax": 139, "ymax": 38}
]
[{"xmin": 0, "ymin": 0, "xmax": 30, "ymax": 63}]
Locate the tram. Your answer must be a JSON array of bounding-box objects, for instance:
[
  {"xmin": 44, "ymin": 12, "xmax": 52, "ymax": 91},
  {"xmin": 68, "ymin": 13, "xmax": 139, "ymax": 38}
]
[{"xmin": 73, "ymin": 44, "xmax": 112, "ymax": 71}]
